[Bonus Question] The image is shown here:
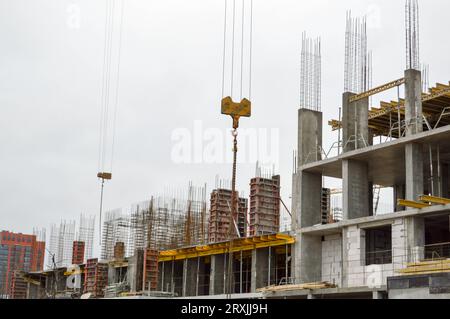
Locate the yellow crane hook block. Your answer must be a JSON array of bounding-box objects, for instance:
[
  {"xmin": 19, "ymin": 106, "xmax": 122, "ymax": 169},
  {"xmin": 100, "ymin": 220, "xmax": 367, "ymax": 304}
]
[
  {"xmin": 221, "ymin": 96, "xmax": 251, "ymax": 129},
  {"xmin": 97, "ymin": 172, "xmax": 112, "ymax": 180}
]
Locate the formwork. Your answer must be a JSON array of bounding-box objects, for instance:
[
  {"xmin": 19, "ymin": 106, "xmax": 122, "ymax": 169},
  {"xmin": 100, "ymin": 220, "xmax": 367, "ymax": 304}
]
[
  {"xmin": 84, "ymin": 258, "xmax": 108, "ymax": 298},
  {"xmin": 114, "ymin": 242, "xmax": 125, "ymax": 261},
  {"xmin": 10, "ymin": 272, "xmax": 27, "ymax": 299},
  {"xmin": 321, "ymin": 188, "xmax": 331, "ymax": 224},
  {"xmin": 72, "ymin": 241, "xmax": 85, "ymax": 265},
  {"xmin": 248, "ymin": 176, "xmax": 281, "ymax": 237},
  {"xmin": 143, "ymin": 249, "xmax": 159, "ymax": 291},
  {"xmin": 208, "ymin": 189, "xmax": 247, "ymax": 243}
]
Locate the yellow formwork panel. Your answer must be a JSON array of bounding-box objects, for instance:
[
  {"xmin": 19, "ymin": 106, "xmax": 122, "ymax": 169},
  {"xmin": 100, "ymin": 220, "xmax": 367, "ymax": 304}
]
[{"xmin": 158, "ymin": 233, "xmax": 295, "ymax": 262}]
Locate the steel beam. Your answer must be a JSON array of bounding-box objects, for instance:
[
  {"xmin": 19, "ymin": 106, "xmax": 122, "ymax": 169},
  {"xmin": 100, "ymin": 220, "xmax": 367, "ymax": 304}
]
[
  {"xmin": 419, "ymin": 195, "xmax": 450, "ymax": 205},
  {"xmin": 397, "ymin": 199, "xmax": 430, "ymax": 209},
  {"xmin": 349, "ymin": 78, "xmax": 405, "ymax": 103}
]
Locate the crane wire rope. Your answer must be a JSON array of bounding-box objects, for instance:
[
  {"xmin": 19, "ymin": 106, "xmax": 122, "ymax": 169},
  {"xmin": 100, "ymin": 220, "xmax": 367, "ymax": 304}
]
[{"xmin": 97, "ymin": 0, "xmax": 125, "ymax": 243}]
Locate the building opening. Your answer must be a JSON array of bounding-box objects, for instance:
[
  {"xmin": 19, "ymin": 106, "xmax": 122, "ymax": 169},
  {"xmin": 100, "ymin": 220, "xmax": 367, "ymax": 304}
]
[
  {"xmin": 425, "ymin": 214, "xmax": 450, "ymax": 259},
  {"xmin": 365, "ymin": 225, "xmax": 392, "ymax": 265}
]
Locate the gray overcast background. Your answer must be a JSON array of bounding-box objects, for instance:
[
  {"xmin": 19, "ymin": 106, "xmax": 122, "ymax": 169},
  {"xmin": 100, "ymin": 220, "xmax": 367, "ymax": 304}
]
[{"xmin": 1, "ymin": 0, "xmax": 450, "ymax": 246}]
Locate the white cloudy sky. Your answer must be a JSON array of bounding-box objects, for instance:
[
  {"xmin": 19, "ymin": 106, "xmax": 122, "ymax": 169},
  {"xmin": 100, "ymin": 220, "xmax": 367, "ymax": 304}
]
[{"xmin": 1, "ymin": 0, "xmax": 449, "ymax": 248}]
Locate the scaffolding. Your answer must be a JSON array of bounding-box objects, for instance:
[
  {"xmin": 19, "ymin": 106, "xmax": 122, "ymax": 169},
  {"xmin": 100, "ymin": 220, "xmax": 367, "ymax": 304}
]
[
  {"xmin": 101, "ymin": 184, "xmax": 209, "ymax": 260},
  {"xmin": 101, "ymin": 209, "xmax": 131, "ymax": 260}
]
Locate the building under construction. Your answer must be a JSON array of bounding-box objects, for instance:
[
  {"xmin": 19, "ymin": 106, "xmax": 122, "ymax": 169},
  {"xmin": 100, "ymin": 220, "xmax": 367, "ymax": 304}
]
[
  {"xmin": 16, "ymin": 0, "xmax": 450, "ymax": 300},
  {"xmin": 101, "ymin": 184, "xmax": 209, "ymax": 262},
  {"xmin": 208, "ymin": 189, "xmax": 248, "ymax": 242},
  {"xmin": 248, "ymin": 175, "xmax": 281, "ymax": 237}
]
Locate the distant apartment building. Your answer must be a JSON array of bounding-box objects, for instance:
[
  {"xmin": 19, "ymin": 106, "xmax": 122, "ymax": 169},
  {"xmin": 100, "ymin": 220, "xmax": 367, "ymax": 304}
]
[{"xmin": 0, "ymin": 231, "xmax": 45, "ymax": 298}]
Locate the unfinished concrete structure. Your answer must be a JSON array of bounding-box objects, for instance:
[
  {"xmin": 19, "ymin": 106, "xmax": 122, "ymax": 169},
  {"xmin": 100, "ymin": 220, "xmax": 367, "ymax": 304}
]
[
  {"xmin": 290, "ymin": 67, "xmax": 450, "ymax": 299},
  {"xmin": 157, "ymin": 234, "xmax": 294, "ymax": 297},
  {"xmin": 72, "ymin": 241, "xmax": 85, "ymax": 265},
  {"xmin": 208, "ymin": 189, "xmax": 248, "ymax": 242},
  {"xmin": 249, "ymin": 176, "xmax": 281, "ymax": 236}
]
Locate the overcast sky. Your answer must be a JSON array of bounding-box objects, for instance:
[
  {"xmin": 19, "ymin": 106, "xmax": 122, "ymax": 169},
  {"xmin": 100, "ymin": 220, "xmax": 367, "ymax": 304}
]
[{"xmin": 1, "ymin": 0, "xmax": 450, "ymax": 247}]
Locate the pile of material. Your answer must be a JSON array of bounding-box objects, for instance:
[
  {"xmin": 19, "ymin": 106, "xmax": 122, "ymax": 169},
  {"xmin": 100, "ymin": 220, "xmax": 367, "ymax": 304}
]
[
  {"xmin": 397, "ymin": 259, "xmax": 450, "ymax": 275},
  {"xmin": 257, "ymin": 282, "xmax": 337, "ymax": 293}
]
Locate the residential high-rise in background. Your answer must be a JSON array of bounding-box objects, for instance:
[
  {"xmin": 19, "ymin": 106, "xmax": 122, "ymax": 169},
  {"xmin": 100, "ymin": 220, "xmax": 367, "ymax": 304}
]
[{"xmin": 0, "ymin": 231, "xmax": 46, "ymax": 298}]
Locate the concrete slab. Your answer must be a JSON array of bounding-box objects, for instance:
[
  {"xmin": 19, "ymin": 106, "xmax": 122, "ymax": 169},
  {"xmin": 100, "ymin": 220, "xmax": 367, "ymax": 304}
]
[
  {"xmin": 300, "ymin": 204, "xmax": 450, "ymax": 236},
  {"xmin": 301, "ymin": 125, "xmax": 450, "ymax": 186}
]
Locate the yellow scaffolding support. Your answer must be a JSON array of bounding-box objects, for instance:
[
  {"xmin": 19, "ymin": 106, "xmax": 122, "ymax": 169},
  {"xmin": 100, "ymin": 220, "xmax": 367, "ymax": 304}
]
[
  {"xmin": 419, "ymin": 195, "xmax": 450, "ymax": 205},
  {"xmin": 397, "ymin": 199, "xmax": 431, "ymax": 209}
]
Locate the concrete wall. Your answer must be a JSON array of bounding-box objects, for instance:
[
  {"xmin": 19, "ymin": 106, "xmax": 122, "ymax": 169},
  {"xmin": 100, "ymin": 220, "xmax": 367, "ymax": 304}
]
[
  {"xmin": 389, "ymin": 288, "xmax": 450, "ymax": 299},
  {"xmin": 342, "ymin": 226, "xmax": 395, "ymax": 288},
  {"xmin": 295, "ymin": 234, "xmax": 322, "ymax": 284},
  {"xmin": 342, "ymin": 160, "xmax": 370, "ymax": 220},
  {"xmin": 321, "ymin": 234, "xmax": 342, "ymax": 285}
]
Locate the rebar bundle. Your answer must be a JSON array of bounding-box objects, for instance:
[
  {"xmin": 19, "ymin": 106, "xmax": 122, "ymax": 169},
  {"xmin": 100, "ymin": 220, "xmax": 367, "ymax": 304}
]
[
  {"xmin": 77, "ymin": 215, "xmax": 95, "ymax": 263},
  {"xmin": 406, "ymin": 0, "xmax": 420, "ymax": 70},
  {"xmin": 422, "ymin": 63, "xmax": 429, "ymax": 93},
  {"xmin": 344, "ymin": 12, "xmax": 370, "ymax": 94},
  {"xmin": 47, "ymin": 220, "xmax": 76, "ymax": 269},
  {"xmin": 300, "ymin": 32, "xmax": 321, "ymax": 111}
]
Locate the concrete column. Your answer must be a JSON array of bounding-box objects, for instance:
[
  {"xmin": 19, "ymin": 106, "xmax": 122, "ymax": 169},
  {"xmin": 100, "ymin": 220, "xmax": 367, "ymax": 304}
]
[
  {"xmin": 127, "ymin": 249, "xmax": 144, "ymax": 292},
  {"xmin": 292, "ymin": 109, "xmax": 323, "ymax": 231},
  {"xmin": 342, "ymin": 93, "xmax": 369, "ymax": 153},
  {"xmin": 343, "ymin": 159, "xmax": 370, "ymax": 220},
  {"xmin": 393, "ymin": 184, "xmax": 406, "ymax": 212},
  {"xmin": 158, "ymin": 262, "xmax": 164, "ymax": 291},
  {"xmin": 182, "ymin": 259, "xmax": 197, "ymax": 297},
  {"xmin": 251, "ymin": 248, "xmax": 269, "ymax": 292},
  {"xmin": 442, "ymin": 164, "xmax": 449, "ymax": 198},
  {"xmin": 294, "ymin": 233, "xmax": 322, "ymax": 284},
  {"xmin": 368, "ymin": 181, "xmax": 374, "ymax": 216},
  {"xmin": 404, "ymin": 69, "xmax": 423, "ymax": 136},
  {"xmin": 296, "ymin": 171, "xmax": 322, "ymax": 228},
  {"xmin": 406, "ymin": 216, "xmax": 425, "ymax": 263},
  {"xmin": 209, "ymin": 254, "xmax": 225, "ymax": 295},
  {"xmin": 291, "ymin": 173, "xmax": 300, "ymax": 231},
  {"xmin": 368, "ymin": 128, "xmax": 374, "ymax": 147},
  {"xmin": 108, "ymin": 264, "xmax": 117, "ymax": 285},
  {"xmin": 405, "ymin": 143, "xmax": 424, "ymax": 202},
  {"xmin": 298, "ymin": 109, "xmax": 323, "ymax": 166}
]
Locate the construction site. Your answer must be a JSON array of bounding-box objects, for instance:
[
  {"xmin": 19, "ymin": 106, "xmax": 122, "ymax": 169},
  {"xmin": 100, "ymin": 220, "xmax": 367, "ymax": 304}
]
[{"xmin": 3, "ymin": 0, "xmax": 450, "ymax": 301}]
